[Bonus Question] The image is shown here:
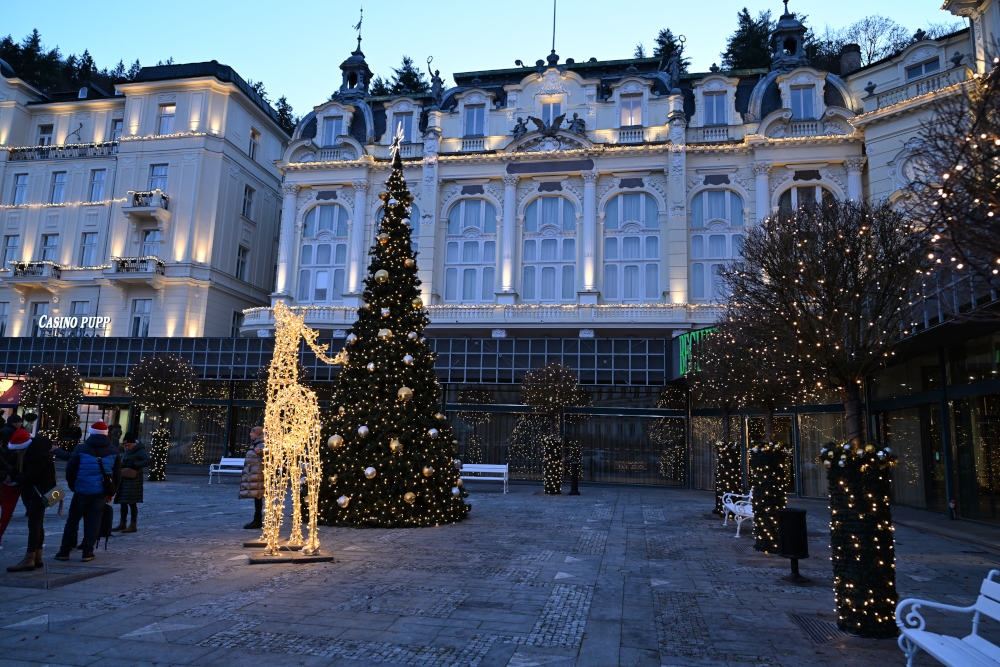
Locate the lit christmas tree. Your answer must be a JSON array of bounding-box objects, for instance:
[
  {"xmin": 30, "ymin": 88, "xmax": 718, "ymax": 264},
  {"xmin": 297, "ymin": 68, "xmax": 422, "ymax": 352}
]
[{"xmin": 319, "ymin": 135, "xmax": 469, "ymax": 527}]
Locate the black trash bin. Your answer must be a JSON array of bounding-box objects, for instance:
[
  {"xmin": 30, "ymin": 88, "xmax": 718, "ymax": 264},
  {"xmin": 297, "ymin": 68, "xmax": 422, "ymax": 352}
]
[{"xmin": 777, "ymin": 508, "xmax": 810, "ymax": 583}]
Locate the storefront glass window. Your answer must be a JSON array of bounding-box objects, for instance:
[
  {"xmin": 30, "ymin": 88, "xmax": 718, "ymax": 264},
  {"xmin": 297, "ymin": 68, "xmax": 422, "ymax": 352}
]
[
  {"xmin": 948, "ymin": 333, "xmax": 1000, "ymax": 386},
  {"xmin": 797, "ymin": 413, "xmax": 848, "ymax": 498},
  {"xmin": 881, "ymin": 405, "xmax": 947, "ymax": 513},
  {"xmin": 953, "ymin": 394, "xmax": 1000, "ymax": 524},
  {"xmin": 871, "ymin": 352, "xmax": 942, "ymax": 401}
]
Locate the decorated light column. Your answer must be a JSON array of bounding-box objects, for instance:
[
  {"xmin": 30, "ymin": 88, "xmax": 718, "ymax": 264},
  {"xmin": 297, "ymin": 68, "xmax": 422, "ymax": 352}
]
[
  {"xmin": 499, "ymin": 174, "xmax": 519, "ymax": 304},
  {"xmin": 274, "ymin": 183, "xmax": 300, "ymax": 300},
  {"xmin": 752, "ymin": 161, "xmax": 772, "ymax": 223},
  {"xmin": 346, "ymin": 178, "xmax": 370, "ymax": 307},
  {"xmin": 581, "ymin": 169, "xmax": 599, "ymax": 303},
  {"xmin": 844, "ymin": 156, "xmax": 866, "ymax": 201}
]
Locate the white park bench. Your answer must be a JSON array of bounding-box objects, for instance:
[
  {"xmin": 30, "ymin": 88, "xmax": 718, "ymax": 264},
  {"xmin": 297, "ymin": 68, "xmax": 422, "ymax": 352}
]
[
  {"xmin": 896, "ymin": 568, "xmax": 1000, "ymax": 667},
  {"xmin": 208, "ymin": 457, "xmax": 245, "ymax": 484},
  {"xmin": 459, "ymin": 463, "xmax": 508, "ymax": 494},
  {"xmin": 721, "ymin": 490, "xmax": 754, "ymax": 538}
]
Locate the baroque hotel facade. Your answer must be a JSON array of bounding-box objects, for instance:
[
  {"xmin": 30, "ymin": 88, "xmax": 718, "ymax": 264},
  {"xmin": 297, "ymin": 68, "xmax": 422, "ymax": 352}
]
[{"xmin": 3, "ymin": 1, "xmax": 1000, "ymax": 527}]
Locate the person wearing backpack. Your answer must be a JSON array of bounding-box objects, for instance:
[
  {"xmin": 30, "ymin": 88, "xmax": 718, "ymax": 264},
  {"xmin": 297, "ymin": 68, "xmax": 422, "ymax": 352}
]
[
  {"xmin": 2, "ymin": 428, "xmax": 56, "ymax": 572},
  {"xmin": 55, "ymin": 421, "xmax": 120, "ymax": 562}
]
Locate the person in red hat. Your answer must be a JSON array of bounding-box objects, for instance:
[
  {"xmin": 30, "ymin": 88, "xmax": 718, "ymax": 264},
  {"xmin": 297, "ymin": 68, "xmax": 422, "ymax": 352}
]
[
  {"xmin": 1, "ymin": 428, "xmax": 56, "ymax": 572},
  {"xmin": 55, "ymin": 420, "xmax": 120, "ymax": 563}
]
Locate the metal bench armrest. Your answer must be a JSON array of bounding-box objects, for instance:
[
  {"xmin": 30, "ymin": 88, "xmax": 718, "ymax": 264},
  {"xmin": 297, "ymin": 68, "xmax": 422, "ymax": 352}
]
[{"xmin": 896, "ymin": 598, "xmax": 976, "ymax": 632}]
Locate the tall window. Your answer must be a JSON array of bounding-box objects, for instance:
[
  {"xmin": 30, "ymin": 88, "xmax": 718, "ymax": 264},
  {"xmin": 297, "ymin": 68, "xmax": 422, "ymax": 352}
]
[
  {"xmin": 88, "ymin": 169, "xmax": 106, "ymax": 202},
  {"xmin": 231, "ymin": 311, "xmax": 244, "ymax": 337},
  {"xmin": 444, "ymin": 200, "xmax": 497, "ymax": 303},
  {"xmin": 142, "ymin": 230, "xmax": 162, "ymax": 256},
  {"xmin": 0, "ymin": 303, "xmax": 9, "ymax": 337},
  {"xmin": 70, "ymin": 301, "xmax": 89, "ymax": 318},
  {"xmin": 149, "ymin": 165, "xmax": 168, "ymax": 192},
  {"xmin": 522, "ymin": 196, "xmax": 576, "ymax": 302},
  {"xmin": 79, "ymin": 232, "xmax": 98, "ymax": 266},
  {"xmin": 323, "ymin": 117, "xmax": 343, "ymax": 146},
  {"xmin": 604, "ymin": 193, "xmax": 660, "ymax": 302},
  {"xmin": 620, "ymin": 94, "xmax": 642, "ymax": 127},
  {"xmin": 542, "ymin": 101, "xmax": 562, "ymax": 126},
  {"xmin": 37, "ymin": 125, "xmax": 53, "ymax": 146},
  {"xmin": 130, "ymin": 299, "xmax": 152, "ymax": 337},
  {"xmin": 110, "ymin": 119, "xmax": 123, "ymax": 142},
  {"xmin": 778, "ymin": 185, "xmax": 836, "ymax": 212},
  {"xmin": 2, "ymin": 236, "xmax": 18, "ymax": 267},
  {"xmin": 465, "ymin": 105, "xmax": 485, "ymax": 136},
  {"xmin": 790, "ymin": 86, "xmax": 815, "ymax": 120},
  {"xmin": 50, "ymin": 172, "xmax": 66, "ymax": 204},
  {"xmin": 40, "ymin": 234, "xmax": 59, "ymax": 262},
  {"xmin": 30, "ymin": 303, "xmax": 48, "ymax": 337},
  {"xmin": 11, "ymin": 174, "xmax": 27, "ymax": 206},
  {"xmin": 249, "ymin": 128, "xmax": 261, "ymax": 161},
  {"xmin": 242, "ymin": 185, "xmax": 255, "ymax": 219},
  {"xmin": 392, "ymin": 113, "xmax": 412, "ymax": 143},
  {"xmin": 704, "ymin": 93, "xmax": 726, "ymax": 125},
  {"xmin": 236, "ymin": 245, "xmax": 249, "ymax": 281},
  {"xmin": 689, "ymin": 189, "xmax": 745, "ymax": 301},
  {"xmin": 298, "ymin": 204, "xmax": 349, "ymax": 304},
  {"xmin": 906, "ymin": 59, "xmax": 940, "ymax": 80},
  {"xmin": 156, "ymin": 103, "xmax": 175, "ymax": 135}
]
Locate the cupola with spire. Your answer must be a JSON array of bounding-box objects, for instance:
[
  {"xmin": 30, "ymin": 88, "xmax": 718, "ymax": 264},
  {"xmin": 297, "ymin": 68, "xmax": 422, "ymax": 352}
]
[
  {"xmin": 769, "ymin": 0, "xmax": 810, "ymax": 72},
  {"xmin": 335, "ymin": 36, "xmax": 374, "ymax": 102}
]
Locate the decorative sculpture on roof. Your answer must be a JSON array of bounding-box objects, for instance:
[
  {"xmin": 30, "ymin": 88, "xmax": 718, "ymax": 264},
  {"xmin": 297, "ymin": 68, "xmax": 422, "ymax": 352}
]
[
  {"xmin": 427, "ymin": 57, "xmax": 443, "ymax": 108},
  {"xmin": 567, "ymin": 113, "xmax": 586, "ymax": 134},
  {"xmin": 665, "ymin": 54, "xmax": 681, "ymax": 92},
  {"xmin": 512, "ymin": 117, "xmax": 529, "ymax": 140},
  {"xmin": 527, "ymin": 113, "xmax": 566, "ymax": 137}
]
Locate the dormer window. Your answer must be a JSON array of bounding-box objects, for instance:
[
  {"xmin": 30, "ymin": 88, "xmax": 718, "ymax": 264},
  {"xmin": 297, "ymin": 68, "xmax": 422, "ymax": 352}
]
[
  {"xmin": 323, "ymin": 117, "xmax": 343, "ymax": 146},
  {"xmin": 465, "ymin": 105, "xmax": 485, "ymax": 136},
  {"xmin": 790, "ymin": 86, "xmax": 815, "ymax": 120},
  {"xmin": 78, "ymin": 87, "xmax": 88, "ymax": 99},
  {"xmin": 541, "ymin": 102, "xmax": 562, "ymax": 126},
  {"xmin": 704, "ymin": 93, "xmax": 726, "ymax": 126},
  {"xmin": 392, "ymin": 112, "xmax": 412, "ymax": 143},
  {"xmin": 906, "ymin": 59, "xmax": 940, "ymax": 80},
  {"xmin": 620, "ymin": 94, "xmax": 642, "ymax": 127}
]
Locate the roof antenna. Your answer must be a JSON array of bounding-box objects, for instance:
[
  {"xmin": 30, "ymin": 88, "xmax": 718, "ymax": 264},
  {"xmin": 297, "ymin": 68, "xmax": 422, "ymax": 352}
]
[{"xmin": 552, "ymin": 0, "xmax": 557, "ymax": 54}]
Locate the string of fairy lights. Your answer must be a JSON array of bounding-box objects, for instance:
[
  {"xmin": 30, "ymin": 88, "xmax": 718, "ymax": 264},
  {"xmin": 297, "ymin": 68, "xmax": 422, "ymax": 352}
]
[
  {"xmin": 541, "ymin": 435, "xmax": 563, "ymax": 494},
  {"xmin": 714, "ymin": 441, "xmax": 742, "ymax": 515},
  {"xmin": 749, "ymin": 442, "xmax": 791, "ymax": 554},
  {"xmin": 126, "ymin": 354, "xmax": 197, "ymax": 482}
]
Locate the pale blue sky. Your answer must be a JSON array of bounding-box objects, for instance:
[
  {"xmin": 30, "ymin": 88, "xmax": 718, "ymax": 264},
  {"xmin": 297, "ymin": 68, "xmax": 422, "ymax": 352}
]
[{"xmin": 4, "ymin": 0, "xmax": 966, "ymax": 116}]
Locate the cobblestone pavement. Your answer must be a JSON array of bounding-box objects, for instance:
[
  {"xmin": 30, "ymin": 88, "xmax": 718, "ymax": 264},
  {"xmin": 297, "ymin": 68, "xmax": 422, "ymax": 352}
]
[{"xmin": 0, "ymin": 470, "xmax": 996, "ymax": 666}]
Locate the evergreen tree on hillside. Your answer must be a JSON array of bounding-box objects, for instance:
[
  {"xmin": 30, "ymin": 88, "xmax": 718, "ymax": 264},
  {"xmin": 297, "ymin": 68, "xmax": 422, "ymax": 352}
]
[
  {"xmin": 720, "ymin": 9, "xmax": 774, "ymax": 70},
  {"xmin": 369, "ymin": 75, "xmax": 391, "ymax": 96},
  {"xmin": 390, "ymin": 56, "xmax": 429, "ymax": 95},
  {"xmin": 319, "ymin": 141, "xmax": 469, "ymax": 528},
  {"xmin": 275, "ymin": 96, "xmax": 297, "ymax": 135}
]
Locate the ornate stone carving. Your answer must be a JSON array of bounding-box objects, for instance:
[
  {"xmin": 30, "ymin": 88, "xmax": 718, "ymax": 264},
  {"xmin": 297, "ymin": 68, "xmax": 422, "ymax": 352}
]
[
  {"xmin": 769, "ymin": 125, "xmax": 788, "ymax": 139},
  {"xmin": 752, "ymin": 162, "xmax": 772, "ymax": 177},
  {"xmin": 733, "ymin": 169, "xmax": 750, "ymax": 192},
  {"xmin": 770, "ymin": 168, "xmax": 792, "ymax": 195},
  {"xmin": 582, "ymin": 170, "xmax": 599, "ymax": 185},
  {"xmin": 824, "ymin": 121, "xmax": 849, "ymax": 136},
  {"xmin": 843, "ymin": 156, "xmax": 867, "ymax": 174},
  {"xmin": 112, "ymin": 109, "xmax": 124, "ymax": 119},
  {"xmin": 502, "ymin": 174, "xmax": 520, "ymax": 187},
  {"xmin": 351, "ymin": 179, "xmax": 370, "ymax": 193},
  {"xmin": 820, "ymin": 168, "xmax": 847, "ymax": 192},
  {"xmin": 515, "ymin": 134, "xmax": 586, "ymax": 153},
  {"xmin": 297, "ymin": 151, "xmax": 316, "ymax": 163},
  {"xmin": 157, "ymin": 93, "xmax": 178, "ymax": 102},
  {"xmin": 598, "ymin": 177, "xmax": 620, "ymax": 202},
  {"xmin": 282, "ymin": 184, "xmax": 301, "ymax": 197},
  {"xmin": 517, "ymin": 181, "xmax": 541, "ymax": 205},
  {"xmin": 535, "ymin": 69, "xmax": 568, "ymax": 97}
]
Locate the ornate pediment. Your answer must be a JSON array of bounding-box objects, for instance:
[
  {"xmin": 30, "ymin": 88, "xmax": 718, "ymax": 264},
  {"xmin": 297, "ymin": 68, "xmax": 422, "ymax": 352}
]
[{"xmin": 508, "ymin": 130, "xmax": 590, "ymax": 154}]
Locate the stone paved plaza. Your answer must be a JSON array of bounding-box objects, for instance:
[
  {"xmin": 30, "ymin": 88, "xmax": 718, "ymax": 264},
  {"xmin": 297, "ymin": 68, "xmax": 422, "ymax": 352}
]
[{"xmin": 0, "ymin": 469, "xmax": 996, "ymax": 667}]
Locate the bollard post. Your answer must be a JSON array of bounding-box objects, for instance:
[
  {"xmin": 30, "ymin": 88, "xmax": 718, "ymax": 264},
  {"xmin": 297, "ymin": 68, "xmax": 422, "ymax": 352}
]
[{"xmin": 568, "ymin": 462, "xmax": 581, "ymax": 495}]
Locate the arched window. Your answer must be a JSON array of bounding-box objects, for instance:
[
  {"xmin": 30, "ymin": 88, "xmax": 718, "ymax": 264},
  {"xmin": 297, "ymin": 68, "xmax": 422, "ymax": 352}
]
[
  {"xmin": 689, "ymin": 190, "xmax": 743, "ymax": 302},
  {"xmin": 522, "ymin": 196, "xmax": 576, "ymax": 302},
  {"xmin": 377, "ymin": 203, "xmax": 421, "ymax": 254},
  {"xmin": 298, "ymin": 204, "xmax": 349, "ymax": 304},
  {"xmin": 603, "ymin": 192, "xmax": 659, "ymax": 302},
  {"xmin": 444, "ymin": 199, "xmax": 497, "ymax": 303},
  {"xmin": 778, "ymin": 185, "xmax": 836, "ymax": 212}
]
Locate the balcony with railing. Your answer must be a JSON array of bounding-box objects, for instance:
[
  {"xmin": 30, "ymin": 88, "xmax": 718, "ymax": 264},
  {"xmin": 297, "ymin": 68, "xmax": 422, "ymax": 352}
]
[
  {"xmin": 866, "ymin": 68, "xmax": 971, "ymax": 113},
  {"xmin": 10, "ymin": 261, "xmax": 61, "ymax": 279},
  {"xmin": 616, "ymin": 128, "xmax": 646, "ymax": 144},
  {"xmin": 910, "ymin": 269, "xmax": 998, "ymax": 334},
  {"xmin": 121, "ymin": 190, "xmax": 171, "ymax": 223},
  {"xmin": 5, "ymin": 141, "xmax": 118, "ymax": 161},
  {"xmin": 103, "ymin": 256, "xmax": 165, "ymax": 284}
]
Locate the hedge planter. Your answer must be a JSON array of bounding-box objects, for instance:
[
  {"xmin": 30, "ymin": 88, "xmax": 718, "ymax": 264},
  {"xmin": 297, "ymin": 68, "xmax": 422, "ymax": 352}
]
[
  {"xmin": 715, "ymin": 441, "xmax": 742, "ymax": 514},
  {"xmin": 749, "ymin": 443, "xmax": 790, "ymax": 553}
]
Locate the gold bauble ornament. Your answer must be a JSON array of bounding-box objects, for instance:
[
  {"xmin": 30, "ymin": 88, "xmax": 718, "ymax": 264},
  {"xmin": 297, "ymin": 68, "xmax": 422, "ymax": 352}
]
[
  {"xmin": 865, "ymin": 444, "xmax": 876, "ymax": 453},
  {"xmin": 346, "ymin": 333, "xmax": 357, "ymax": 345},
  {"xmin": 410, "ymin": 297, "xmax": 422, "ymax": 309},
  {"xmin": 337, "ymin": 495, "xmax": 350, "ymax": 508},
  {"xmin": 456, "ymin": 478, "xmax": 464, "ymax": 487},
  {"xmin": 451, "ymin": 487, "xmax": 462, "ymax": 498},
  {"xmin": 402, "ymin": 217, "xmax": 411, "ymax": 227},
  {"xmin": 423, "ymin": 466, "xmax": 435, "ymax": 477},
  {"xmin": 378, "ymin": 328, "xmax": 392, "ymax": 340},
  {"xmin": 408, "ymin": 332, "xmax": 418, "ymax": 340},
  {"xmin": 390, "ymin": 438, "xmax": 402, "ymax": 453},
  {"xmin": 404, "ymin": 258, "xmax": 416, "ymax": 268},
  {"xmin": 435, "ymin": 412, "xmax": 446, "ymax": 420},
  {"xmin": 362, "ymin": 302, "xmax": 371, "ymax": 310},
  {"xmin": 403, "ymin": 354, "xmax": 414, "ymax": 365},
  {"xmin": 397, "ymin": 386, "xmax": 413, "ymax": 401},
  {"xmin": 339, "ymin": 406, "xmax": 346, "ymax": 415},
  {"xmin": 327, "ymin": 434, "xmax": 344, "ymax": 449},
  {"xmin": 377, "ymin": 233, "xmax": 389, "ymax": 244},
  {"xmin": 381, "ymin": 308, "xmax": 390, "ymax": 317},
  {"xmin": 365, "ymin": 466, "xmax": 377, "ymax": 479},
  {"xmin": 403, "ymin": 492, "xmax": 416, "ymax": 505},
  {"xmin": 823, "ymin": 460, "xmax": 832, "ymax": 468},
  {"xmin": 375, "ymin": 269, "xmax": 389, "ymax": 283},
  {"xmin": 378, "ymin": 190, "xmax": 388, "ymax": 201},
  {"xmin": 328, "ymin": 475, "xmax": 338, "ymax": 484}
]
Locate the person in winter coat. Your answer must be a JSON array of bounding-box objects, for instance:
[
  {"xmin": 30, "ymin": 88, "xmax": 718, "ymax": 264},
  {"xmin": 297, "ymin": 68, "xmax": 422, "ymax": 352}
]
[
  {"xmin": 2, "ymin": 429, "xmax": 56, "ymax": 572},
  {"xmin": 108, "ymin": 422, "xmax": 122, "ymax": 450},
  {"xmin": 0, "ymin": 414, "xmax": 24, "ymax": 548},
  {"xmin": 112, "ymin": 432, "xmax": 149, "ymax": 533},
  {"xmin": 55, "ymin": 421, "xmax": 120, "ymax": 562},
  {"xmin": 239, "ymin": 426, "xmax": 265, "ymax": 530},
  {"xmin": 0, "ymin": 413, "xmax": 22, "ymax": 449}
]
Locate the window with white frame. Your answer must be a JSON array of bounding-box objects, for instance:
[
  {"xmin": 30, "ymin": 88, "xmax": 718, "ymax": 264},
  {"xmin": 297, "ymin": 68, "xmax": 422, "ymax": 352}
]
[
  {"xmin": 79, "ymin": 232, "xmax": 98, "ymax": 266},
  {"xmin": 778, "ymin": 185, "xmax": 836, "ymax": 212},
  {"xmin": 11, "ymin": 174, "xmax": 27, "ymax": 206},
  {"xmin": 2, "ymin": 236, "xmax": 18, "ymax": 267},
  {"xmin": 242, "ymin": 185, "xmax": 255, "ymax": 219},
  {"xmin": 541, "ymin": 101, "xmax": 562, "ymax": 126},
  {"xmin": 142, "ymin": 229, "xmax": 162, "ymax": 257},
  {"xmin": 704, "ymin": 93, "xmax": 727, "ymax": 125},
  {"xmin": 249, "ymin": 128, "xmax": 261, "ymax": 161},
  {"xmin": 392, "ymin": 113, "xmax": 412, "ymax": 143},
  {"xmin": 298, "ymin": 204, "xmax": 349, "ymax": 304},
  {"xmin": 521, "ymin": 196, "xmax": 576, "ymax": 302},
  {"xmin": 0, "ymin": 302, "xmax": 8, "ymax": 337},
  {"xmin": 130, "ymin": 299, "xmax": 152, "ymax": 337},
  {"xmin": 30, "ymin": 302, "xmax": 48, "ymax": 337},
  {"xmin": 110, "ymin": 119, "xmax": 123, "ymax": 142},
  {"xmin": 40, "ymin": 234, "xmax": 59, "ymax": 262},
  {"xmin": 790, "ymin": 86, "xmax": 815, "ymax": 120},
  {"xmin": 322, "ymin": 116, "xmax": 343, "ymax": 146},
  {"xmin": 70, "ymin": 301, "xmax": 89, "ymax": 318},
  {"xmin": 377, "ymin": 203, "xmax": 421, "ymax": 253},
  {"xmin": 690, "ymin": 189, "xmax": 745, "ymax": 302},
  {"xmin": 620, "ymin": 94, "xmax": 642, "ymax": 127},
  {"xmin": 906, "ymin": 59, "xmax": 940, "ymax": 80},
  {"xmin": 156, "ymin": 103, "xmax": 175, "ymax": 135},
  {"xmin": 465, "ymin": 105, "xmax": 485, "ymax": 136},
  {"xmin": 37, "ymin": 125, "xmax": 53, "ymax": 146},
  {"xmin": 444, "ymin": 200, "xmax": 497, "ymax": 303},
  {"xmin": 50, "ymin": 172, "xmax": 66, "ymax": 204},
  {"xmin": 236, "ymin": 245, "xmax": 249, "ymax": 281},
  {"xmin": 88, "ymin": 169, "xmax": 106, "ymax": 202},
  {"xmin": 603, "ymin": 192, "xmax": 659, "ymax": 302},
  {"xmin": 148, "ymin": 165, "xmax": 168, "ymax": 192}
]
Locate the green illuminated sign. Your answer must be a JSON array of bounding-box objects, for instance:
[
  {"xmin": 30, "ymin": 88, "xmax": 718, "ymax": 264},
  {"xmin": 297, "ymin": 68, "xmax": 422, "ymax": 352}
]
[{"xmin": 676, "ymin": 327, "xmax": 717, "ymax": 377}]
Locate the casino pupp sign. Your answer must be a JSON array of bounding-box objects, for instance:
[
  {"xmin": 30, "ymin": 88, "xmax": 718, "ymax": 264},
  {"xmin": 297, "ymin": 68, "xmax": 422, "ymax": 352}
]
[{"xmin": 37, "ymin": 315, "xmax": 111, "ymax": 336}]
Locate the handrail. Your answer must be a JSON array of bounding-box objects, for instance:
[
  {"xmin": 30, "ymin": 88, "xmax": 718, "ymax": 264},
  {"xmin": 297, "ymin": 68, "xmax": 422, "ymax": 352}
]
[
  {"xmin": 110, "ymin": 256, "xmax": 165, "ymax": 275},
  {"xmin": 6, "ymin": 141, "xmax": 118, "ymax": 161},
  {"xmin": 10, "ymin": 261, "xmax": 61, "ymax": 279}
]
